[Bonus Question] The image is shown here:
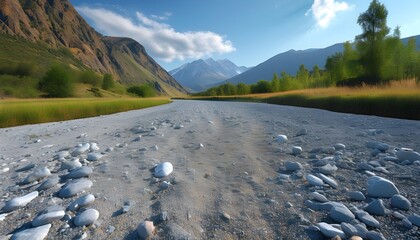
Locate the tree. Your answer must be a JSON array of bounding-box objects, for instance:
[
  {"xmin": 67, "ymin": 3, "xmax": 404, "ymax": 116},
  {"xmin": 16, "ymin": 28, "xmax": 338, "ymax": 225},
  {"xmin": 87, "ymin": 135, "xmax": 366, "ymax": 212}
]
[
  {"xmin": 271, "ymin": 73, "xmax": 280, "ymax": 92},
  {"xmin": 236, "ymin": 82, "xmax": 251, "ymax": 95},
  {"xmin": 296, "ymin": 64, "xmax": 309, "ymax": 87},
  {"xmin": 356, "ymin": 0, "xmax": 390, "ymax": 83},
  {"xmin": 39, "ymin": 65, "xmax": 74, "ymax": 97},
  {"xmin": 127, "ymin": 84, "xmax": 157, "ymax": 97},
  {"xmin": 102, "ymin": 74, "xmax": 114, "ymax": 90}
]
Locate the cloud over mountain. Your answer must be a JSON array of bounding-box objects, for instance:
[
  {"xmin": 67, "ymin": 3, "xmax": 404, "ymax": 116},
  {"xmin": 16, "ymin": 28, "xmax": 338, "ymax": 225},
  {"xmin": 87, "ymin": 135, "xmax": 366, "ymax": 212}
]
[
  {"xmin": 307, "ymin": 0, "xmax": 351, "ymax": 28},
  {"xmin": 76, "ymin": 6, "xmax": 235, "ymax": 62}
]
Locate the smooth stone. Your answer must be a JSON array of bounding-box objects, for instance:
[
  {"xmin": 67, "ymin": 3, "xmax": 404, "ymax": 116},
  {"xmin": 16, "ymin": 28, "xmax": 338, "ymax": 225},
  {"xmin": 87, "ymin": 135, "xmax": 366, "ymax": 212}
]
[
  {"xmin": 365, "ymin": 199, "xmax": 387, "ymax": 216},
  {"xmin": 163, "ymin": 223, "xmax": 193, "ymax": 239},
  {"xmin": 90, "ymin": 143, "xmax": 100, "ymax": 151},
  {"xmin": 59, "ymin": 179, "xmax": 93, "ymax": 198},
  {"xmin": 366, "ymin": 231, "xmax": 386, "ymax": 240},
  {"xmin": 276, "ymin": 134, "xmax": 288, "ymax": 143},
  {"xmin": 285, "ymin": 161, "xmax": 302, "ymax": 171},
  {"xmin": 309, "ymin": 192, "xmax": 329, "ymax": 203},
  {"xmin": 366, "ymin": 141, "xmax": 389, "ymax": 151},
  {"xmin": 11, "ymin": 224, "xmax": 51, "ymax": 240},
  {"xmin": 154, "ymin": 162, "xmax": 173, "ymax": 178},
  {"xmin": 68, "ymin": 194, "xmax": 95, "ymax": 211},
  {"xmin": 329, "ymin": 205, "xmax": 355, "ymax": 223},
  {"xmin": 60, "ymin": 160, "xmax": 82, "ymax": 171},
  {"xmin": 65, "ymin": 166, "xmax": 93, "ymax": 179},
  {"xmin": 74, "ymin": 209, "xmax": 99, "ymax": 226},
  {"xmin": 390, "ymin": 194, "xmax": 411, "ymax": 211},
  {"xmin": 305, "ymin": 200, "xmax": 345, "ymax": 211},
  {"xmin": 407, "ymin": 214, "xmax": 420, "ymax": 227},
  {"xmin": 319, "ymin": 164, "xmax": 338, "ymax": 175},
  {"xmin": 71, "ymin": 143, "xmax": 90, "ymax": 156},
  {"xmin": 56, "ymin": 151, "xmax": 70, "ymax": 160},
  {"xmin": 306, "ymin": 174, "xmax": 324, "ymax": 186},
  {"xmin": 316, "ymin": 222, "xmax": 345, "ymax": 238},
  {"xmin": 2, "ymin": 191, "xmax": 39, "ymax": 213},
  {"xmin": 358, "ymin": 162, "xmax": 374, "ymax": 171},
  {"xmin": 87, "ymin": 153, "xmax": 103, "ymax": 161},
  {"xmin": 22, "ymin": 167, "xmax": 51, "ymax": 184},
  {"xmin": 349, "ymin": 237, "xmax": 363, "ymax": 240},
  {"xmin": 37, "ymin": 175, "xmax": 59, "ymax": 191},
  {"xmin": 321, "ymin": 147, "xmax": 335, "ymax": 154},
  {"xmin": 353, "ymin": 224, "xmax": 368, "ymax": 238},
  {"xmin": 318, "ymin": 173, "xmax": 338, "ymax": 188},
  {"xmin": 348, "ymin": 191, "xmax": 366, "ymax": 201},
  {"xmin": 291, "ymin": 146, "xmax": 303, "ymax": 155},
  {"xmin": 32, "ymin": 210, "xmax": 65, "ymax": 227},
  {"xmin": 340, "ymin": 222, "xmax": 358, "ymax": 237},
  {"xmin": 402, "ymin": 218, "xmax": 413, "ymax": 229},
  {"xmin": 365, "ymin": 170, "xmax": 376, "ymax": 176},
  {"xmin": 296, "ymin": 128, "xmax": 307, "ymax": 136},
  {"xmin": 334, "ymin": 143, "xmax": 346, "ymax": 150},
  {"xmin": 137, "ymin": 220, "xmax": 155, "ymax": 239},
  {"xmin": 367, "ymin": 176, "xmax": 399, "ymax": 198},
  {"xmin": 15, "ymin": 163, "xmax": 36, "ymax": 172},
  {"xmin": 356, "ymin": 210, "xmax": 380, "ymax": 228},
  {"xmin": 392, "ymin": 211, "xmax": 405, "ymax": 220},
  {"xmin": 396, "ymin": 148, "xmax": 420, "ymax": 163}
]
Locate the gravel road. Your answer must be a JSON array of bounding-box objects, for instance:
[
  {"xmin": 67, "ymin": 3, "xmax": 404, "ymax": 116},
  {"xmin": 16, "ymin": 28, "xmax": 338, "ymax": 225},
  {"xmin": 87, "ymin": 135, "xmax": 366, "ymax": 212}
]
[{"xmin": 1, "ymin": 100, "xmax": 419, "ymax": 239}]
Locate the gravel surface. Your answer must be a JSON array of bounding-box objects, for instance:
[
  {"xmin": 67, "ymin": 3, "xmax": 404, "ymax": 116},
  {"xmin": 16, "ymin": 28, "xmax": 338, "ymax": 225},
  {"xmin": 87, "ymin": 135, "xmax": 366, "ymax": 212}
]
[{"xmin": 0, "ymin": 100, "xmax": 419, "ymax": 239}]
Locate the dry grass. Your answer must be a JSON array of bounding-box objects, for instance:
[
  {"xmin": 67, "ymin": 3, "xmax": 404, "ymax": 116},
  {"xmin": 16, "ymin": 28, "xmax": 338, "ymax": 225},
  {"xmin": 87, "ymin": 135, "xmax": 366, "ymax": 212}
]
[
  {"xmin": 190, "ymin": 79, "xmax": 420, "ymax": 120},
  {"xmin": 0, "ymin": 98, "xmax": 171, "ymax": 128}
]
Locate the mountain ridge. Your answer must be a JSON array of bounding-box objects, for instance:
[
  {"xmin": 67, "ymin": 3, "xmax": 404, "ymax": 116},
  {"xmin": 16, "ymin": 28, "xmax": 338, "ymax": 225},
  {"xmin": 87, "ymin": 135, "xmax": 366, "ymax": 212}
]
[
  {"xmin": 169, "ymin": 58, "xmax": 250, "ymax": 92},
  {"xmin": 0, "ymin": 0, "xmax": 187, "ymax": 96},
  {"xmin": 225, "ymin": 34, "xmax": 420, "ymax": 85}
]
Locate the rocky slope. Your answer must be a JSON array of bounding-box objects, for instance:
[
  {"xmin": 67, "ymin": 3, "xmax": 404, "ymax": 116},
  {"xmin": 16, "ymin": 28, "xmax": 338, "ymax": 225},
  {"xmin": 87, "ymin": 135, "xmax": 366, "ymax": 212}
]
[{"xmin": 0, "ymin": 0, "xmax": 186, "ymax": 96}]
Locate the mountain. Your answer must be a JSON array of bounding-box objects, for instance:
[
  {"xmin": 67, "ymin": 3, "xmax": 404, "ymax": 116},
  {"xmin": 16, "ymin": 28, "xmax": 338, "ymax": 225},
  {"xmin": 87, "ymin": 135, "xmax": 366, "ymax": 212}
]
[
  {"xmin": 0, "ymin": 0, "xmax": 186, "ymax": 96},
  {"xmin": 169, "ymin": 58, "xmax": 250, "ymax": 92},
  {"xmin": 225, "ymin": 34, "xmax": 420, "ymax": 85},
  {"xmin": 225, "ymin": 44, "xmax": 344, "ymax": 85}
]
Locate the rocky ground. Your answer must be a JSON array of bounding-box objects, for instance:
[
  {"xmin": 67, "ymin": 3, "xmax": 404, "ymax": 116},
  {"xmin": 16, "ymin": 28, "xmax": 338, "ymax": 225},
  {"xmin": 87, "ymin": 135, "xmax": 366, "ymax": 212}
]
[{"xmin": 0, "ymin": 100, "xmax": 419, "ymax": 240}]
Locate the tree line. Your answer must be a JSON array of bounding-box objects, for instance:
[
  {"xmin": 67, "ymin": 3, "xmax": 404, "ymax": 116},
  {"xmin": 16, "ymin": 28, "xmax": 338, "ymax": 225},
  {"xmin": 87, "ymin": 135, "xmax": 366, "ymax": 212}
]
[{"xmin": 197, "ymin": 0, "xmax": 419, "ymax": 97}]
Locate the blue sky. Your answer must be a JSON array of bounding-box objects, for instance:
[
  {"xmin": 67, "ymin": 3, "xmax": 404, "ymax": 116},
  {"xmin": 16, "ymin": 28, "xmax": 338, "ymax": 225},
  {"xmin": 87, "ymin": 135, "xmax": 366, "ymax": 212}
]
[{"xmin": 69, "ymin": 0, "xmax": 420, "ymax": 71}]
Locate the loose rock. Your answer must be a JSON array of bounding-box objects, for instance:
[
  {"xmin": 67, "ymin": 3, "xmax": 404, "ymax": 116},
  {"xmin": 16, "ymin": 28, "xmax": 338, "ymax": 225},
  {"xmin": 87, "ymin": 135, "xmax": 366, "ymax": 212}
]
[
  {"xmin": 390, "ymin": 194, "xmax": 411, "ymax": 211},
  {"xmin": 137, "ymin": 220, "xmax": 155, "ymax": 239},
  {"xmin": 22, "ymin": 167, "xmax": 51, "ymax": 184},
  {"xmin": 316, "ymin": 222, "xmax": 345, "ymax": 238},
  {"xmin": 68, "ymin": 194, "xmax": 95, "ymax": 211},
  {"xmin": 285, "ymin": 161, "xmax": 302, "ymax": 171},
  {"xmin": 306, "ymin": 174, "xmax": 324, "ymax": 186},
  {"xmin": 87, "ymin": 153, "xmax": 103, "ymax": 161},
  {"xmin": 32, "ymin": 210, "xmax": 65, "ymax": 227},
  {"xmin": 329, "ymin": 205, "xmax": 355, "ymax": 223},
  {"xmin": 367, "ymin": 176, "xmax": 399, "ymax": 198},
  {"xmin": 65, "ymin": 166, "xmax": 93, "ymax": 179},
  {"xmin": 37, "ymin": 175, "xmax": 59, "ymax": 191},
  {"xmin": 11, "ymin": 224, "xmax": 51, "ymax": 240},
  {"xmin": 365, "ymin": 199, "xmax": 387, "ymax": 216},
  {"xmin": 154, "ymin": 162, "xmax": 173, "ymax": 178},
  {"xmin": 59, "ymin": 178, "xmax": 93, "ymax": 198},
  {"xmin": 348, "ymin": 191, "xmax": 366, "ymax": 201},
  {"xmin": 2, "ymin": 191, "xmax": 39, "ymax": 213},
  {"xmin": 74, "ymin": 209, "xmax": 99, "ymax": 226}
]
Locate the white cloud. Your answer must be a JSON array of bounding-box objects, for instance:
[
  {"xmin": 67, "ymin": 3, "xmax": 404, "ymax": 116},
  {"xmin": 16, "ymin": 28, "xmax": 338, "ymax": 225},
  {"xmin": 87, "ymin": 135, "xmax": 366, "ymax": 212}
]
[
  {"xmin": 75, "ymin": 7, "xmax": 235, "ymax": 62},
  {"xmin": 307, "ymin": 0, "xmax": 351, "ymax": 28}
]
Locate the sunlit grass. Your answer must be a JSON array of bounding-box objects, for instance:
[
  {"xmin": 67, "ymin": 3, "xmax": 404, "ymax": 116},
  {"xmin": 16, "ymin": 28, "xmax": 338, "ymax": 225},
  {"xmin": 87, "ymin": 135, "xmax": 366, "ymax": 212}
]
[
  {"xmin": 0, "ymin": 98, "xmax": 171, "ymax": 128},
  {"xmin": 190, "ymin": 79, "xmax": 420, "ymax": 120}
]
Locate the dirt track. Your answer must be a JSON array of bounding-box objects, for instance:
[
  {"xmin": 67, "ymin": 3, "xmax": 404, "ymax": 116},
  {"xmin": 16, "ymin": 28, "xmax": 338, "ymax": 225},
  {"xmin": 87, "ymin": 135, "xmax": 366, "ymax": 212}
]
[{"xmin": 1, "ymin": 100, "xmax": 419, "ymax": 239}]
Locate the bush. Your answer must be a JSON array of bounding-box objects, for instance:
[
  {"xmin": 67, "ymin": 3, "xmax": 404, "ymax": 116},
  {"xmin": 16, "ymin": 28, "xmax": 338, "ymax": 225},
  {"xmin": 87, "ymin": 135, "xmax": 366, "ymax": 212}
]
[
  {"xmin": 79, "ymin": 70, "xmax": 102, "ymax": 86},
  {"xmin": 39, "ymin": 65, "xmax": 74, "ymax": 97},
  {"xmin": 127, "ymin": 84, "xmax": 157, "ymax": 98},
  {"xmin": 102, "ymin": 73, "xmax": 114, "ymax": 90}
]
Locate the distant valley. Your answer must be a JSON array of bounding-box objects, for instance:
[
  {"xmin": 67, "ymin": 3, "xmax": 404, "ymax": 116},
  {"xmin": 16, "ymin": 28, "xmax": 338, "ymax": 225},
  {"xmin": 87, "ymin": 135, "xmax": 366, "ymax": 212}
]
[{"xmin": 169, "ymin": 58, "xmax": 250, "ymax": 92}]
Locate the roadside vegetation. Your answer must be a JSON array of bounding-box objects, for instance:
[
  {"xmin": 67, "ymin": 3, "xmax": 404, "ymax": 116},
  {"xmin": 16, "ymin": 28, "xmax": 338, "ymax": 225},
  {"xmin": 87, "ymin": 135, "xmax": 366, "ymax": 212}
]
[
  {"xmin": 0, "ymin": 98, "xmax": 171, "ymax": 128},
  {"xmin": 197, "ymin": 0, "xmax": 419, "ymax": 97}
]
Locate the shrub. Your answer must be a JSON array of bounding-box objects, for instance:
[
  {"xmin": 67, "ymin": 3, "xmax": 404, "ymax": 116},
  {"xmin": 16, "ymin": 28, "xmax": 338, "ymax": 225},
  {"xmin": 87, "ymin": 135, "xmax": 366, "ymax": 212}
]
[
  {"xmin": 79, "ymin": 70, "xmax": 102, "ymax": 86},
  {"xmin": 39, "ymin": 65, "xmax": 74, "ymax": 97},
  {"xmin": 127, "ymin": 84, "xmax": 157, "ymax": 98},
  {"xmin": 102, "ymin": 73, "xmax": 114, "ymax": 90}
]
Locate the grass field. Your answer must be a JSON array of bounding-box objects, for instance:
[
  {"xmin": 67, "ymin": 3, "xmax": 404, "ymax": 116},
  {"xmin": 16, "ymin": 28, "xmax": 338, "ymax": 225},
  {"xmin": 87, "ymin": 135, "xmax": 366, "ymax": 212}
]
[
  {"xmin": 0, "ymin": 98, "xmax": 171, "ymax": 128},
  {"xmin": 191, "ymin": 79, "xmax": 420, "ymax": 120}
]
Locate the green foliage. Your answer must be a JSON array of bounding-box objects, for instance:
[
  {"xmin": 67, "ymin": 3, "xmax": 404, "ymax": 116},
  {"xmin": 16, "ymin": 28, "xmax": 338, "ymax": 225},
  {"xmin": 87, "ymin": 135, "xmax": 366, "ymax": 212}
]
[
  {"xmin": 0, "ymin": 62, "xmax": 34, "ymax": 77},
  {"xmin": 127, "ymin": 84, "xmax": 157, "ymax": 97},
  {"xmin": 39, "ymin": 65, "xmax": 74, "ymax": 98},
  {"xmin": 102, "ymin": 74, "xmax": 115, "ymax": 90},
  {"xmin": 356, "ymin": 0, "xmax": 389, "ymax": 82},
  {"xmin": 79, "ymin": 70, "xmax": 102, "ymax": 87}
]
